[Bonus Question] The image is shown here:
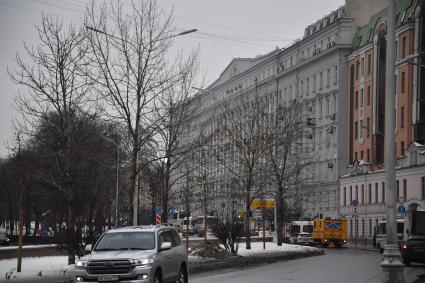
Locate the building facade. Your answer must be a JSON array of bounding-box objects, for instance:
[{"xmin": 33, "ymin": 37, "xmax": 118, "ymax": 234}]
[
  {"xmin": 175, "ymin": 0, "xmax": 390, "ymax": 220},
  {"xmin": 341, "ymin": 0, "xmax": 425, "ymax": 242}
]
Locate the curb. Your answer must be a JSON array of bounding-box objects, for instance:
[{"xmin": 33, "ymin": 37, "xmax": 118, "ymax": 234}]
[{"xmin": 189, "ymin": 249, "xmax": 324, "ymax": 275}]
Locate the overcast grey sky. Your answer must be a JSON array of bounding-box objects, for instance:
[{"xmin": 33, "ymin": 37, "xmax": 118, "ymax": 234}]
[{"xmin": 0, "ymin": 0, "xmax": 345, "ymax": 158}]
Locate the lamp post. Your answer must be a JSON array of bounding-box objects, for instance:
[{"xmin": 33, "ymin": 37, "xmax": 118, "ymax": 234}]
[
  {"xmin": 87, "ymin": 26, "xmax": 197, "ymax": 226},
  {"xmin": 381, "ymin": 0, "xmax": 405, "ymax": 281},
  {"xmin": 99, "ymin": 133, "xmax": 120, "ymax": 228}
]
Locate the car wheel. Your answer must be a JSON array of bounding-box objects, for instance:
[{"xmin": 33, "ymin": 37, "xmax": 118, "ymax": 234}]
[
  {"xmin": 177, "ymin": 265, "xmax": 188, "ymax": 283},
  {"xmin": 154, "ymin": 269, "xmax": 162, "ymax": 283}
]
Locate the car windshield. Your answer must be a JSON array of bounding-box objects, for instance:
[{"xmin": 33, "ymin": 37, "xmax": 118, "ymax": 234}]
[{"xmin": 95, "ymin": 232, "xmax": 155, "ymax": 251}]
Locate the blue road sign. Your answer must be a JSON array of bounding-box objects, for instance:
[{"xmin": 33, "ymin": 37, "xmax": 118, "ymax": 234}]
[
  {"xmin": 352, "ymin": 199, "xmax": 359, "ymax": 206},
  {"xmin": 155, "ymin": 207, "xmax": 163, "ymax": 214},
  {"xmin": 398, "ymin": 205, "xmax": 406, "ymax": 214},
  {"xmin": 168, "ymin": 208, "xmax": 174, "ymax": 214}
]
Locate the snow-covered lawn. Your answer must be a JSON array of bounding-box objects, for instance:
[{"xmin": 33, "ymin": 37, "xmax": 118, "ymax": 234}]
[
  {"xmin": 0, "ymin": 243, "xmax": 317, "ymax": 280},
  {"xmin": 0, "ymin": 256, "xmax": 73, "ymax": 281},
  {"xmin": 236, "ymin": 242, "xmax": 318, "ymax": 256}
]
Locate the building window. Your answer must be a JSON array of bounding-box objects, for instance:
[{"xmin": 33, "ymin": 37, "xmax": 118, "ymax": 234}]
[
  {"xmin": 369, "ymin": 219, "xmax": 372, "ymax": 236},
  {"xmin": 366, "ymin": 117, "xmax": 370, "ymax": 137},
  {"xmin": 360, "ymin": 120, "xmax": 364, "ymax": 139},
  {"xmin": 356, "ymin": 60, "xmax": 360, "ymax": 79},
  {"xmin": 422, "ymin": 177, "xmax": 425, "ymax": 200},
  {"xmin": 402, "ymin": 36, "xmax": 407, "ymax": 58},
  {"xmin": 401, "ymin": 141, "xmax": 405, "ymax": 156},
  {"xmin": 401, "ymin": 106, "xmax": 405, "ymax": 128},
  {"xmin": 334, "ymin": 66, "xmax": 338, "ymax": 84},
  {"xmin": 313, "ymin": 75, "xmax": 316, "ymax": 93},
  {"xmin": 344, "ymin": 187, "xmax": 347, "ymax": 206},
  {"xmin": 350, "ymin": 186, "xmax": 353, "ymax": 204},
  {"xmin": 360, "ymin": 89, "xmax": 364, "ymax": 107},
  {"xmin": 382, "ymin": 182, "xmax": 385, "ymax": 203},
  {"xmin": 361, "ymin": 185, "xmax": 364, "ymax": 204},
  {"xmin": 355, "ymin": 185, "xmax": 358, "ymax": 201},
  {"xmin": 306, "ymin": 77, "xmax": 310, "ymax": 94},
  {"xmin": 367, "ymin": 54, "xmax": 372, "ymax": 74},
  {"xmin": 350, "ymin": 219, "xmax": 353, "ymax": 237},
  {"xmin": 355, "ymin": 151, "xmax": 358, "ymax": 161},
  {"xmin": 367, "ymin": 86, "xmax": 371, "ymax": 105},
  {"xmin": 368, "ymin": 184, "xmax": 372, "ymax": 204},
  {"xmin": 320, "ymin": 72, "xmax": 323, "ymax": 90},
  {"xmin": 361, "ymin": 57, "xmax": 365, "ymax": 76},
  {"xmin": 355, "ymin": 121, "xmax": 358, "ymax": 139},
  {"xmin": 327, "ymin": 69, "xmax": 330, "ymax": 87},
  {"xmin": 355, "ymin": 91, "xmax": 359, "ymax": 109},
  {"xmin": 403, "ymin": 179, "xmax": 407, "ymax": 199},
  {"xmin": 401, "ymin": 72, "xmax": 406, "ymax": 93},
  {"xmin": 362, "ymin": 219, "xmax": 365, "ymax": 237},
  {"xmin": 367, "ymin": 149, "xmax": 370, "ymax": 162},
  {"xmin": 375, "ymin": 183, "xmax": 379, "ymax": 203}
]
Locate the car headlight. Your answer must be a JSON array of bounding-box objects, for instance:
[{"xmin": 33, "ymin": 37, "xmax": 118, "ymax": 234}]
[
  {"xmin": 134, "ymin": 258, "xmax": 153, "ymax": 268},
  {"xmin": 75, "ymin": 260, "xmax": 88, "ymax": 269}
]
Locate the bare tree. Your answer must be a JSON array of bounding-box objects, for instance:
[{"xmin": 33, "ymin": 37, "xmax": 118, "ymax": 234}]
[
  {"xmin": 9, "ymin": 15, "xmax": 92, "ymax": 264},
  {"xmin": 153, "ymin": 51, "xmax": 201, "ymax": 222},
  {"xmin": 215, "ymin": 90, "xmax": 270, "ymax": 249},
  {"xmin": 86, "ymin": 0, "xmax": 194, "ymax": 224},
  {"xmin": 263, "ymin": 102, "xmax": 311, "ymax": 245}
]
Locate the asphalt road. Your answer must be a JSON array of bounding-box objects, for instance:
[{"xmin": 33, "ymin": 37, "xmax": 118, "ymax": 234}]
[{"xmin": 190, "ymin": 248, "xmax": 425, "ymax": 283}]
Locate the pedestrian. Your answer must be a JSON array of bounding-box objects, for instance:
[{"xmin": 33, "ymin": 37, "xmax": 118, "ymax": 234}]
[{"xmin": 372, "ymin": 227, "xmax": 377, "ymax": 248}]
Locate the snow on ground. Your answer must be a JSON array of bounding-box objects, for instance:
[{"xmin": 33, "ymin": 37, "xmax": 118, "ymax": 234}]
[
  {"xmin": 234, "ymin": 242, "xmax": 318, "ymax": 256},
  {"xmin": 0, "ymin": 256, "xmax": 73, "ymax": 281}
]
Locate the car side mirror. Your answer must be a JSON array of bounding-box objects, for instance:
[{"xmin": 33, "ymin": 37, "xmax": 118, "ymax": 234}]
[
  {"xmin": 160, "ymin": 242, "xmax": 172, "ymax": 251},
  {"xmin": 84, "ymin": 244, "xmax": 92, "ymax": 254}
]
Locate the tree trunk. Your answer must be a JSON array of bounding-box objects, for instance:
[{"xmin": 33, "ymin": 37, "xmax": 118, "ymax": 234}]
[
  {"xmin": 277, "ymin": 190, "xmax": 284, "ymax": 246},
  {"xmin": 245, "ymin": 196, "xmax": 251, "ymax": 250}
]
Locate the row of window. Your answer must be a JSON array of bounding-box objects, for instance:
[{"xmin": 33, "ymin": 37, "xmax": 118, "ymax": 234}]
[
  {"xmin": 349, "ymin": 218, "xmax": 379, "ymax": 238},
  {"xmin": 342, "ymin": 177, "xmax": 425, "ymax": 206},
  {"xmin": 354, "ymin": 35, "xmax": 409, "ymax": 80}
]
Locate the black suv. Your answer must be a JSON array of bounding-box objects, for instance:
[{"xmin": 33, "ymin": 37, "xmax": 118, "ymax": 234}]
[{"xmin": 401, "ymin": 238, "xmax": 425, "ymax": 265}]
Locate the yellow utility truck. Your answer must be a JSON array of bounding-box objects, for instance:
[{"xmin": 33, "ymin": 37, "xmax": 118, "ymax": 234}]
[{"xmin": 312, "ymin": 218, "xmax": 347, "ymax": 248}]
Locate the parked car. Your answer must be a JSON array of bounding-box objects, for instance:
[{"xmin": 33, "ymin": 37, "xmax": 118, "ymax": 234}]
[
  {"xmin": 401, "ymin": 238, "xmax": 425, "ymax": 265},
  {"xmin": 0, "ymin": 232, "xmax": 10, "ymax": 246},
  {"xmin": 296, "ymin": 232, "xmax": 314, "ymax": 246},
  {"xmin": 75, "ymin": 225, "xmax": 188, "ymax": 283}
]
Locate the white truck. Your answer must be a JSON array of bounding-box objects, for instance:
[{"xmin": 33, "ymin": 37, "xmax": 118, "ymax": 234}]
[{"xmin": 376, "ymin": 206, "xmax": 425, "ymax": 253}]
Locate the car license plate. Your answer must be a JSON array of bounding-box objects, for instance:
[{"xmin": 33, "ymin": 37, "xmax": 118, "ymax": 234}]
[{"xmin": 98, "ymin": 275, "xmax": 119, "ymax": 282}]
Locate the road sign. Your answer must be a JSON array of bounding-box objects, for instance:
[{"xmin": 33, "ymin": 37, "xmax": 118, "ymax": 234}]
[
  {"xmin": 398, "ymin": 205, "xmax": 406, "ymax": 214},
  {"xmin": 155, "ymin": 207, "xmax": 163, "ymax": 214},
  {"xmin": 251, "ymin": 199, "xmax": 276, "ymax": 208},
  {"xmin": 352, "ymin": 199, "xmax": 359, "ymax": 206}
]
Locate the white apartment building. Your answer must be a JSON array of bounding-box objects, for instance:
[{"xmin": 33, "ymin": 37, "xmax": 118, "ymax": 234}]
[{"xmin": 174, "ymin": 0, "xmax": 389, "ymax": 220}]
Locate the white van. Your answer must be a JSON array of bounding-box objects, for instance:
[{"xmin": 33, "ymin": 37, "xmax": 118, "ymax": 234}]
[
  {"xmin": 376, "ymin": 219, "xmax": 408, "ymax": 253},
  {"xmin": 289, "ymin": 220, "xmax": 313, "ymax": 244}
]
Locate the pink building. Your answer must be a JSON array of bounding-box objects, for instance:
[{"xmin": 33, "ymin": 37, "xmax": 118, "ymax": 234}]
[{"xmin": 339, "ymin": 142, "xmax": 425, "ymax": 243}]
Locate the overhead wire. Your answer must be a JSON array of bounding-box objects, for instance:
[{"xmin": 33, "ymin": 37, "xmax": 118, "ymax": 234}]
[{"xmin": 0, "ymin": 1, "xmax": 79, "ymax": 20}]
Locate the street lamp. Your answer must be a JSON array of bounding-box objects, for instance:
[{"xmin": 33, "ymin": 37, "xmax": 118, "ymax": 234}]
[
  {"xmin": 87, "ymin": 25, "xmax": 197, "ymax": 226},
  {"xmin": 99, "ymin": 133, "xmax": 120, "ymax": 228},
  {"xmin": 86, "ymin": 26, "xmax": 197, "ymax": 43}
]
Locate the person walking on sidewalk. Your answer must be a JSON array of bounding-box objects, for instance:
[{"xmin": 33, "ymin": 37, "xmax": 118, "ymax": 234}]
[{"xmin": 372, "ymin": 227, "xmax": 377, "ymax": 248}]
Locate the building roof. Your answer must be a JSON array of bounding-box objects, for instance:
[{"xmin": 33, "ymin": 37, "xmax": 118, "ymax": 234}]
[{"xmin": 352, "ymin": 0, "xmax": 415, "ymax": 50}]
